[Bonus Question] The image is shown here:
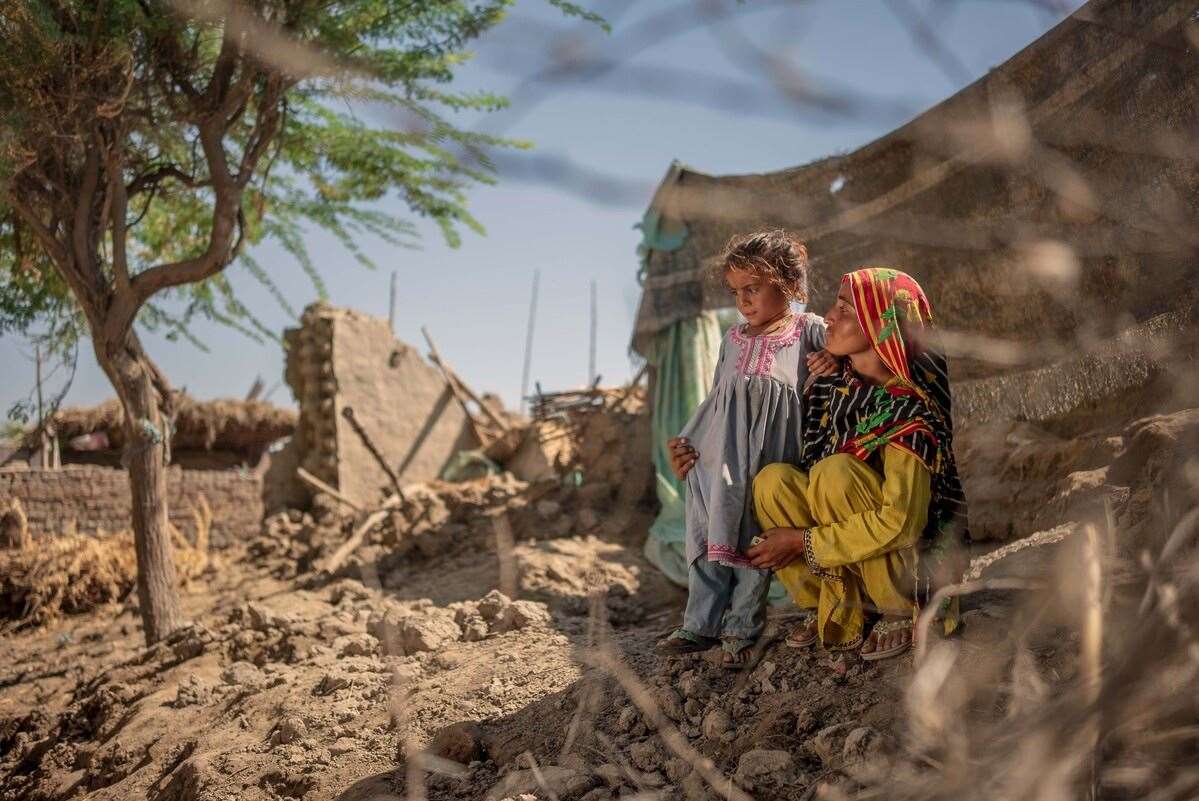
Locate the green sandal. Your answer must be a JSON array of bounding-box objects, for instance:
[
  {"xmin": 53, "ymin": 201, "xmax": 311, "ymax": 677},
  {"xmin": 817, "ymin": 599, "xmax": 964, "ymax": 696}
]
[{"xmin": 655, "ymin": 629, "xmax": 720, "ymax": 655}]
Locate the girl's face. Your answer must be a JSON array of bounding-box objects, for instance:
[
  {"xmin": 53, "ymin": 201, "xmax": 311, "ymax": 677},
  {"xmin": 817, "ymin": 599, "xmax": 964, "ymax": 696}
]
[
  {"xmin": 823, "ymin": 284, "xmax": 872, "ymax": 357},
  {"xmin": 725, "ymin": 269, "xmax": 790, "ymax": 328}
]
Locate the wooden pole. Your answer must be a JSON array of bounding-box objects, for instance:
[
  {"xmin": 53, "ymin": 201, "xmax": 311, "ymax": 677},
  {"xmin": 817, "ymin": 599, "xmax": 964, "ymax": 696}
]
[
  {"xmin": 35, "ymin": 345, "xmax": 47, "ymax": 469},
  {"xmin": 420, "ymin": 326, "xmax": 492, "ymax": 443},
  {"xmin": 388, "ymin": 270, "xmax": 397, "ymax": 335},
  {"xmin": 589, "ymin": 279, "xmax": 598, "ymax": 386},
  {"xmin": 520, "ymin": 270, "xmax": 540, "ymax": 414}
]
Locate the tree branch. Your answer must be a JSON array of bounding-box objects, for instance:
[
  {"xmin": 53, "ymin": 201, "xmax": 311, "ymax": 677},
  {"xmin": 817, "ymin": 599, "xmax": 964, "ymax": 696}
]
[{"xmin": 126, "ymin": 164, "xmax": 208, "ymax": 196}]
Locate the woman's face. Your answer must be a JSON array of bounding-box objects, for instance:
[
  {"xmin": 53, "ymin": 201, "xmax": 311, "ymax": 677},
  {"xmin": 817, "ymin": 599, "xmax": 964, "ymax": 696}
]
[
  {"xmin": 823, "ymin": 284, "xmax": 872, "ymax": 357},
  {"xmin": 725, "ymin": 268, "xmax": 789, "ymax": 328}
]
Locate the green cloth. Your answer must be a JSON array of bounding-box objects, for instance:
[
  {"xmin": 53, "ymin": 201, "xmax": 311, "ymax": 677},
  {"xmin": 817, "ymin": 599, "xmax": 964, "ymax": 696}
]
[{"xmin": 642, "ymin": 312, "xmax": 724, "ymax": 585}]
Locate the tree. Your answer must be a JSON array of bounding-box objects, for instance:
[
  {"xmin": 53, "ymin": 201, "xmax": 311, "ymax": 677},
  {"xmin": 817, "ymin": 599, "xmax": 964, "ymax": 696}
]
[{"xmin": 0, "ymin": 0, "xmax": 600, "ymax": 644}]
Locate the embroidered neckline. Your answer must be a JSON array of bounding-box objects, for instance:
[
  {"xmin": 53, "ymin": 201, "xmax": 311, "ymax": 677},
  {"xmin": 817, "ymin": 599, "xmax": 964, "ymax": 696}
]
[{"xmin": 728, "ymin": 314, "xmax": 810, "ymax": 377}]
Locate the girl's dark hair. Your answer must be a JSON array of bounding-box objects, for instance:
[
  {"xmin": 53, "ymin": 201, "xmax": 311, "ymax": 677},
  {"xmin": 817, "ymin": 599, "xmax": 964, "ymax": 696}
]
[{"xmin": 716, "ymin": 229, "xmax": 810, "ymax": 302}]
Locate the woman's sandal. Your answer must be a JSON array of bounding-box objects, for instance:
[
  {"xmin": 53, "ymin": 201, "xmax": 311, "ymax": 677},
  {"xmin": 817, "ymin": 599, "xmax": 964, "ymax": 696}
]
[
  {"xmin": 860, "ymin": 618, "xmax": 914, "ymax": 662},
  {"xmin": 655, "ymin": 629, "xmax": 720, "ymax": 655},
  {"xmin": 785, "ymin": 612, "xmax": 818, "ymax": 649}
]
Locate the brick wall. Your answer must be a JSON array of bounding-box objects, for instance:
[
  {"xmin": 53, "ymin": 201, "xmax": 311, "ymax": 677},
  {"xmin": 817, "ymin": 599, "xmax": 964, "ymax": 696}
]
[{"xmin": 0, "ymin": 465, "xmax": 262, "ymax": 546}]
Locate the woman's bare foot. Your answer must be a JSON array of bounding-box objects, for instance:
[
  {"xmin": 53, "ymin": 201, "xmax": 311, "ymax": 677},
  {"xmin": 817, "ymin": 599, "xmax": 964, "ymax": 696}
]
[{"xmin": 859, "ymin": 615, "xmax": 913, "ymax": 661}]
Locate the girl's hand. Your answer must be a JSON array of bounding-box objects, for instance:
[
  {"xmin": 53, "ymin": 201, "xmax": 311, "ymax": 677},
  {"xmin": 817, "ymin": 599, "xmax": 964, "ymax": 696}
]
[
  {"xmin": 806, "ymin": 349, "xmax": 840, "ymax": 378},
  {"xmin": 667, "ymin": 436, "xmax": 698, "ymax": 481}
]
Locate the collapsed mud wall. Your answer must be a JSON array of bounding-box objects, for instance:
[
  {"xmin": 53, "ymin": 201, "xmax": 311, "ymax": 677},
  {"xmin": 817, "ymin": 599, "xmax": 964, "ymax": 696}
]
[{"xmin": 284, "ymin": 304, "xmax": 478, "ymax": 507}]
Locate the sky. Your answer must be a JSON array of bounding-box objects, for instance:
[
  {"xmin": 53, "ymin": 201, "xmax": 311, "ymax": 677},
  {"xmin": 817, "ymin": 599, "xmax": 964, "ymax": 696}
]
[{"xmin": 0, "ymin": 0, "xmax": 1086, "ymax": 417}]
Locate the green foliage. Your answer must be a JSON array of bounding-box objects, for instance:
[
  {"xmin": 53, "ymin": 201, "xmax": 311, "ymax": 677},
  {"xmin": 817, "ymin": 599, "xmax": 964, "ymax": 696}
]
[{"xmin": 0, "ymin": 0, "xmax": 601, "ymax": 356}]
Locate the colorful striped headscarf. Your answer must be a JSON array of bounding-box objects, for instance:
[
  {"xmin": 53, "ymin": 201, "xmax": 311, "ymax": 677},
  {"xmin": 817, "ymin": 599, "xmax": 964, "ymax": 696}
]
[{"xmin": 801, "ymin": 267, "xmax": 968, "ymax": 552}]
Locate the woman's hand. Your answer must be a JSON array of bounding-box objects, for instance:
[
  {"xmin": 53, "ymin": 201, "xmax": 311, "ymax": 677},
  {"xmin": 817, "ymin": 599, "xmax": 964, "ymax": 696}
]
[
  {"xmin": 667, "ymin": 436, "xmax": 699, "ymax": 481},
  {"xmin": 747, "ymin": 527, "xmax": 807, "ymax": 570},
  {"xmin": 806, "ymin": 349, "xmax": 840, "ymax": 378}
]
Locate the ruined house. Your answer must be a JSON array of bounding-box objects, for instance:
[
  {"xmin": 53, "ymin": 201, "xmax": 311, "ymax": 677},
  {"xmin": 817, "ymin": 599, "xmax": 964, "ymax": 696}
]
[{"xmin": 0, "ymin": 398, "xmax": 293, "ymax": 544}]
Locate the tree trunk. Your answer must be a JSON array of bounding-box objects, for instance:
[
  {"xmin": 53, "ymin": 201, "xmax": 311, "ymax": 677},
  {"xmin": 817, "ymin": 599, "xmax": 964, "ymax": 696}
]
[{"xmin": 102, "ymin": 339, "xmax": 186, "ymax": 645}]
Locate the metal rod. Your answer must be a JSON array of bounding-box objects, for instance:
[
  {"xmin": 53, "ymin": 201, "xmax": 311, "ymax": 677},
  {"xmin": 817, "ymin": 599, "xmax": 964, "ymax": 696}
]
[{"xmin": 519, "ymin": 270, "xmax": 540, "ymax": 414}]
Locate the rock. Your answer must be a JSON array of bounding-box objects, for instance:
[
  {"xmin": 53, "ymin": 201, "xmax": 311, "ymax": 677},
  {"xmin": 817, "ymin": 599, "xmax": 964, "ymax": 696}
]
[
  {"xmin": 497, "ymin": 600, "xmax": 551, "ymax": 632},
  {"xmin": 368, "ymin": 607, "xmax": 461, "ymax": 654},
  {"xmin": 653, "ymin": 687, "xmax": 684, "ymax": 723},
  {"xmin": 842, "ymin": 726, "xmax": 893, "ymax": 764},
  {"xmin": 664, "ymin": 757, "xmax": 692, "ymax": 783},
  {"xmin": 169, "ymin": 625, "xmax": 213, "ymax": 661},
  {"xmin": 489, "ymin": 767, "xmax": 595, "ymax": 800},
  {"xmin": 677, "ymin": 673, "xmax": 705, "ymax": 699},
  {"xmin": 615, "ymin": 705, "xmax": 643, "ymax": 734},
  {"xmin": 316, "ymin": 672, "xmax": 351, "ymax": 695},
  {"xmin": 794, "ymin": 707, "xmax": 818, "ymax": 735},
  {"xmin": 478, "ymin": 590, "xmax": 513, "ymax": 621},
  {"xmin": 734, "ymin": 749, "xmax": 795, "ymax": 790},
  {"xmin": 578, "ymin": 508, "xmax": 599, "ymax": 529},
  {"xmin": 245, "ymin": 602, "xmax": 283, "ymax": 632},
  {"xmin": 220, "ymin": 661, "xmax": 266, "ymax": 689},
  {"xmin": 329, "ymin": 737, "xmax": 357, "ymax": 757},
  {"xmin": 429, "ymin": 721, "xmax": 487, "ymax": 765},
  {"xmin": 628, "ymin": 741, "xmax": 661, "ymax": 773},
  {"xmin": 804, "ymin": 722, "xmax": 856, "ymax": 765},
  {"xmin": 701, "ymin": 709, "xmax": 731, "ymax": 740},
  {"xmin": 683, "ymin": 698, "xmax": 703, "ymax": 719},
  {"xmin": 273, "ymin": 716, "xmax": 308, "ymax": 746},
  {"xmin": 460, "ymin": 616, "xmax": 489, "ymax": 642},
  {"xmin": 172, "ymin": 675, "xmax": 210, "ymax": 708},
  {"xmin": 335, "ymin": 633, "xmax": 377, "ymax": 657}
]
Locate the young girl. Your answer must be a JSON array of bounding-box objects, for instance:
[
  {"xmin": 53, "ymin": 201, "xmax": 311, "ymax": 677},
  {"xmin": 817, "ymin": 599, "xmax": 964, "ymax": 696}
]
[{"xmin": 657, "ymin": 229, "xmax": 836, "ymax": 668}]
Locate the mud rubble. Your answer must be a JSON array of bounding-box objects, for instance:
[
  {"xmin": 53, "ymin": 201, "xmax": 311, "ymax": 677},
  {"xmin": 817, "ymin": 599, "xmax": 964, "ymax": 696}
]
[{"xmin": 2, "ymin": 395, "xmax": 1198, "ymax": 801}]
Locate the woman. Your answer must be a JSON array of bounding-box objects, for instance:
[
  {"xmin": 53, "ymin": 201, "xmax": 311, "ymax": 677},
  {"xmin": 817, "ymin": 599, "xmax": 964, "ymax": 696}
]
[{"xmin": 747, "ymin": 267, "xmax": 967, "ymax": 661}]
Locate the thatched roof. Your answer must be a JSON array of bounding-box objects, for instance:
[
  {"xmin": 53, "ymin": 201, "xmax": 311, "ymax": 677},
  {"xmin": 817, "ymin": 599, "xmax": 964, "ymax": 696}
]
[
  {"xmin": 34, "ymin": 397, "xmax": 295, "ymax": 452},
  {"xmin": 631, "ymin": 0, "xmax": 1199, "ymax": 379}
]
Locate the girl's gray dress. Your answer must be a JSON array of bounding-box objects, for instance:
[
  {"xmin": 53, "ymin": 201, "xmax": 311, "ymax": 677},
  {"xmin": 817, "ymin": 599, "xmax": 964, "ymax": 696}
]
[{"xmin": 677, "ymin": 313, "xmax": 826, "ymax": 641}]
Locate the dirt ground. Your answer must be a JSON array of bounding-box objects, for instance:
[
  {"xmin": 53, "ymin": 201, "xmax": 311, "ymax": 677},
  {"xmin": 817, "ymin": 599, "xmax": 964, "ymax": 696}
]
[{"xmin": 3, "ymin": 396, "xmax": 1198, "ymax": 801}]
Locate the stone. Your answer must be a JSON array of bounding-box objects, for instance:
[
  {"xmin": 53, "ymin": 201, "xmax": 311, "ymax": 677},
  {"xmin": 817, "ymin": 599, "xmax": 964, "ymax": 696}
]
[
  {"xmin": 329, "ymin": 737, "xmax": 357, "ymax": 757},
  {"xmin": 367, "ymin": 607, "xmax": 461, "ymax": 654},
  {"xmin": 701, "ymin": 709, "xmax": 731, "ymax": 740},
  {"xmin": 220, "ymin": 661, "xmax": 265, "ymax": 689},
  {"xmin": 489, "ymin": 767, "xmax": 595, "ymax": 800},
  {"xmin": 664, "ymin": 757, "xmax": 692, "ymax": 783},
  {"xmin": 615, "ymin": 705, "xmax": 641, "ymax": 733},
  {"xmin": 628, "ymin": 741, "xmax": 661, "ymax": 773},
  {"xmin": 496, "ymin": 600, "xmax": 551, "ymax": 632},
  {"xmin": 804, "ymin": 722, "xmax": 856, "ymax": 765},
  {"xmin": 578, "ymin": 508, "xmax": 599, "ymax": 529},
  {"xmin": 733, "ymin": 749, "xmax": 795, "ymax": 790},
  {"xmin": 677, "ymin": 672, "xmax": 705, "ymax": 699},
  {"xmin": 460, "ymin": 616, "xmax": 489, "ymax": 642},
  {"xmin": 245, "ymin": 602, "xmax": 283, "ymax": 632},
  {"xmin": 842, "ymin": 726, "xmax": 893, "ymax": 764},
  {"xmin": 335, "ymin": 633, "xmax": 377, "ymax": 657},
  {"xmin": 683, "ymin": 699, "xmax": 703, "ymax": 719},
  {"xmin": 429, "ymin": 721, "xmax": 487, "ymax": 765},
  {"xmin": 477, "ymin": 590, "xmax": 513, "ymax": 622},
  {"xmin": 273, "ymin": 716, "xmax": 308, "ymax": 746},
  {"xmin": 653, "ymin": 687, "xmax": 684, "ymax": 723},
  {"xmin": 794, "ymin": 707, "xmax": 817, "ymax": 735}
]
